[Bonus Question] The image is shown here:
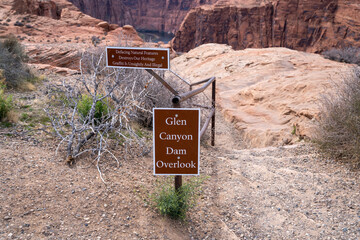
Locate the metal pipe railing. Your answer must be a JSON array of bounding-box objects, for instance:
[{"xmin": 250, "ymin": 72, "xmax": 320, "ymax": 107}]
[
  {"xmin": 200, "ymin": 108, "xmax": 215, "ymax": 138},
  {"xmin": 145, "ymin": 69, "xmax": 178, "ymax": 96},
  {"xmin": 190, "ymin": 77, "xmax": 213, "ymax": 87},
  {"xmin": 172, "ymin": 77, "xmax": 215, "ymax": 104}
]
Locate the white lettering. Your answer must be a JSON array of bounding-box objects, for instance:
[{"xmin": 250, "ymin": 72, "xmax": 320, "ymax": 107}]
[
  {"xmin": 156, "ymin": 161, "xmax": 197, "ymax": 169},
  {"xmin": 159, "ymin": 132, "xmax": 193, "ymax": 142},
  {"xmin": 166, "ymin": 147, "xmax": 186, "ymax": 155},
  {"xmin": 165, "ymin": 117, "xmax": 187, "ymax": 126},
  {"xmin": 156, "ymin": 161, "xmax": 164, "ymax": 168}
]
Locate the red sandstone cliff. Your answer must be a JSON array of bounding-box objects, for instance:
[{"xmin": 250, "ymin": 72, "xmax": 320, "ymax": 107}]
[
  {"xmin": 172, "ymin": 0, "xmax": 360, "ymax": 52},
  {"xmin": 68, "ymin": 0, "xmax": 218, "ymax": 33},
  {"xmin": 0, "ymin": 0, "xmax": 143, "ymax": 71}
]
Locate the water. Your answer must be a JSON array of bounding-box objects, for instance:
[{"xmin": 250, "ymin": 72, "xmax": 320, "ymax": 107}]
[{"xmin": 137, "ymin": 30, "xmax": 174, "ymax": 44}]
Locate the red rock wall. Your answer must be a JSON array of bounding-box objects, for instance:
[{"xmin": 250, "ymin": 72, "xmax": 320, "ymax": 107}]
[
  {"xmin": 172, "ymin": 0, "xmax": 360, "ymax": 52},
  {"xmin": 68, "ymin": 0, "xmax": 217, "ymax": 33},
  {"xmin": 172, "ymin": 4, "xmax": 275, "ymax": 51},
  {"xmin": 12, "ymin": 0, "xmax": 61, "ymax": 19}
]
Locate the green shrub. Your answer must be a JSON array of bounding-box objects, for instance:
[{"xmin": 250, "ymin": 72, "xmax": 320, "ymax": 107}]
[
  {"xmin": 0, "ymin": 35, "xmax": 34, "ymax": 88},
  {"xmin": 77, "ymin": 94, "xmax": 109, "ymax": 124},
  {"xmin": 0, "ymin": 86, "xmax": 13, "ymax": 121},
  {"xmin": 315, "ymin": 68, "xmax": 360, "ymax": 162},
  {"xmin": 150, "ymin": 176, "xmax": 207, "ymax": 220}
]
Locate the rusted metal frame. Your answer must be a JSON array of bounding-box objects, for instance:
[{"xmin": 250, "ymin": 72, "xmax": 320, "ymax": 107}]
[
  {"xmin": 190, "ymin": 77, "xmax": 214, "ymax": 87},
  {"xmin": 175, "ymin": 175, "xmax": 182, "ymax": 192},
  {"xmin": 172, "ymin": 77, "xmax": 216, "ymax": 104},
  {"xmin": 211, "ymin": 80, "xmax": 216, "ymax": 146},
  {"xmin": 200, "ymin": 107, "xmax": 215, "ymax": 138},
  {"xmin": 145, "ymin": 69, "xmax": 178, "ymax": 96},
  {"xmin": 172, "ymin": 97, "xmax": 183, "ymax": 191},
  {"xmin": 193, "ymin": 103, "xmax": 212, "ymax": 109}
]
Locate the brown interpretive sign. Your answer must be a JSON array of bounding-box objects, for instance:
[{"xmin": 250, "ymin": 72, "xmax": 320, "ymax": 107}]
[
  {"xmin": 106, "ymin": 47, "xmax": 170, "ymax": 70},
  {"xmin": 153, "ymin": 108, "xmax": 200, "ymax": 175}
]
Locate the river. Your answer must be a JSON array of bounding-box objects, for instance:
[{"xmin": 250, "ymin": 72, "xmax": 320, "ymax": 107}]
[{"xmin": 137, "ymin": 30, "xmax": 174, "ymax": 44}]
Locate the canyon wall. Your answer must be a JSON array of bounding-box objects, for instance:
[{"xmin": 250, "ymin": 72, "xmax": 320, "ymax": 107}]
[
  {"xmin": 172, "ymin": 0, "xmax": 360, "ymax": 52},
  {"xmin": 1, "ymin": 0, "xmax": 143, "ymax": 70},
  {"xmin": 68, "ymin": 0, "xmax": 218, "ymax": 33}
]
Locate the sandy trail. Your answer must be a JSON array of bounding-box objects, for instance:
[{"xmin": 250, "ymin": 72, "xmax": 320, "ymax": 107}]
[{"xmin": 187, "ymin": 113, "xmax": 360, "ymax": 239}]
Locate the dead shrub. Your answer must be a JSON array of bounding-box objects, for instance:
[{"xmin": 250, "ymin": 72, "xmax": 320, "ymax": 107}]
[
  {"xmin": 314, "ymin": 68, "xmax": 360, "ymax": 165},
  {"xmin": 44, "ymin": 47, "xmax": 189, "ymax": 182},
  {"xmin": 322, "ymin": 47, "xmax": 360, "ymax": 65},
  {"xmin": 0, "ymin": 34, "xmax": 34, "ymax": 88}
]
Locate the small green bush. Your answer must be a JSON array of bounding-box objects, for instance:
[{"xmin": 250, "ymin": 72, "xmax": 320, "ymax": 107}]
[
  {"xmin": 0, "ymin": 86, "xmax": 13, "ymax": 121},
  {"xmin": 315, "ymin": 68, "xmax": 360, "ymax": 163},
  {"xmin": 77, "ymin": 94, "xmax": 109, "ymax": 124},
  {"xmin": 150, "ymin": 177, "xmax": 207, "ymax": 220}
]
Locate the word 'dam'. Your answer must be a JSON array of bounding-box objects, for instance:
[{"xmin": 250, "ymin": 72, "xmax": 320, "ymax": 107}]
[{"xmin": 153, "ymin": 108, "xmax": 200, "ymax": 175}]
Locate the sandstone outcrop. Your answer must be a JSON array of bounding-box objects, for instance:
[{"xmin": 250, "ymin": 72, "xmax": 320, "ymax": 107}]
[
  {"xmin": 172, "ymin": 0, "xmax": 360, "ymax": 53},
  {"xmin": 12, "ymin": 0, "xmax": 61, "ymax": 19},
  {"xmin": 0, "ymin": 0, "xmax": 143, "ymax": 70},
  {"xmin": 171, "ymin": 43, "xmax": 356, "ymax": 147}
]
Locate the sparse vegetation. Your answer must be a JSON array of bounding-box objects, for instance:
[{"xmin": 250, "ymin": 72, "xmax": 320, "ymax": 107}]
[
  {"xmin": 77, "ymin": 94, "xmax": 109, "ymax": 125},
  {"xmin": 322, "ymin": 47, "xmax": 360, "ymax": 65},
  {"xmin": 0, "ymin": 34, "xmax": 35, "ymax": 89},
  {"xmin": 44, "ymin": 47, "xmax": 180, "ymax": 182},
  {"xmin": 150, "ymin": 177, "xmax": 207, "ymax": 220},
  {"xmin": 0, "ymin": 84, "xmax": 13, "ymax": 122},
  {"xmin": 315, "ymin": 68, "xmax": 360, "ymax": 164},
  {"xmin": 0, "ymin": 70, "xmax": 13, "ymax": 122}
]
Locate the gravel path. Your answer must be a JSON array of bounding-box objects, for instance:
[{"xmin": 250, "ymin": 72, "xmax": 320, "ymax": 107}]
[{"xmin": 189, "ymin": 137, "xmax": 360, "ymax": 239}]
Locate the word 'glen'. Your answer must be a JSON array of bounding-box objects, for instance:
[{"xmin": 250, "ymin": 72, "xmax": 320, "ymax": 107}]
[{"xmin": 165, "ymin": 115, "xmax": 187, "ymax": 126}]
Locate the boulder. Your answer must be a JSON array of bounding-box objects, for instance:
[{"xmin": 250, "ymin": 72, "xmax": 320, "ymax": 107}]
[{"xmin": 171, "ymin": 43, "xmax": 357, "ymax": 147}]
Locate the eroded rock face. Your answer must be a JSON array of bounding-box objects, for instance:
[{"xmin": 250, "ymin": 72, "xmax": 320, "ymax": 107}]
[
  {"xmin": 172, "ymin": 0, "xmax": 360, "ymax": 52},
  {"xmin": 12, "ymin": 0, "xmax": 61, "ymax": 19},
  {"xmin": 171, "ymin": 43, "xmax": 356, "ymax": 147},
  {"xmin": 68, "ymin": 0, "xmax": 218, "ymax": 33},
  {"xmin": 0, "ymin": 0, "xmax": 143, "ymax": 70}
]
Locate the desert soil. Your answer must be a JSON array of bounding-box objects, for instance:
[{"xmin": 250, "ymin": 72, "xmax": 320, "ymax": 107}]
[{"xmin": 0, "ymin": 74, "xmax": 359, "ymax": 240}]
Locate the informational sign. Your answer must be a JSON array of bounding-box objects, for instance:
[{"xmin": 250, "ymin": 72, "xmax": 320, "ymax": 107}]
[
  {"xmin": 106, "ymin": 47, "xmax": 170, "ymax": 70},
  {"xmin": 153, "ymin": 108, "xmax": 200, "ymax": 175}
]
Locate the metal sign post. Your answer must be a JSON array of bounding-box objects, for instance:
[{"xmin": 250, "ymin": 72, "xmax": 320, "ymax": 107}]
[{"xmin": 106, "ymin": 46, "xmax": 216, "ymax": 192}]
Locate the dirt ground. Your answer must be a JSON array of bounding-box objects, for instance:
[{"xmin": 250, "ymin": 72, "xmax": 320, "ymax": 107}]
[{"xmin": 0, "ymin": 75, "xmax": 360, "ymax": 240}]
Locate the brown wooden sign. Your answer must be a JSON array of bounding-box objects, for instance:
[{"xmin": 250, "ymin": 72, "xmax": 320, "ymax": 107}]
[
  {"xmin": 106, "ymin": 47, "xmax": 170, "ymax": 70},
  {"xmin": 153, "ymin": 108, "xmax": 200, "ymax": 175}
]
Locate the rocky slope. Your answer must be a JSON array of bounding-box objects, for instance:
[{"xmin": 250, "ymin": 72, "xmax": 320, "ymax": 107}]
[
  {"xmin": 0, "ymin": 0, "xmax": 143, "ymax": 71},
  {"xmin": 172, "ymin": 0, "xmax": 360, "ymax": 52},
  {"xmin": 68, "ymin": 0, "xmax": 220, "ymax": 33},
  {"xmin": 171, "ymin": 43, "xmax": 356, "ymax": 147}
]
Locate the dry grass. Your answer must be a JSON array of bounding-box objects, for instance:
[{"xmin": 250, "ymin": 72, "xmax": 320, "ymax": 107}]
[
  {"xmin": 315, "ymin": 68, "xmax": 360, "ymax": 166},
  {"xmin": 322, "ymin": 47, "xmax": 360, "ymax": 65}
]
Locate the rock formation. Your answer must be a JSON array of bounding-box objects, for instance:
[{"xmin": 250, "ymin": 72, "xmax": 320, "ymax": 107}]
[
  {"xmin": 172, "ymin": 0, "xmax": 360, "ymax": 52},
  {"xmin": 0, "ymin": 0, "xmax": 143, "ymax": 70},
  {"xmin": 170, "ymin": 43, "xmax": 356, "ymax": 147},
  {"xmin": 68, "ymin": 0, "xmax": 218, "ymax": 33}
]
